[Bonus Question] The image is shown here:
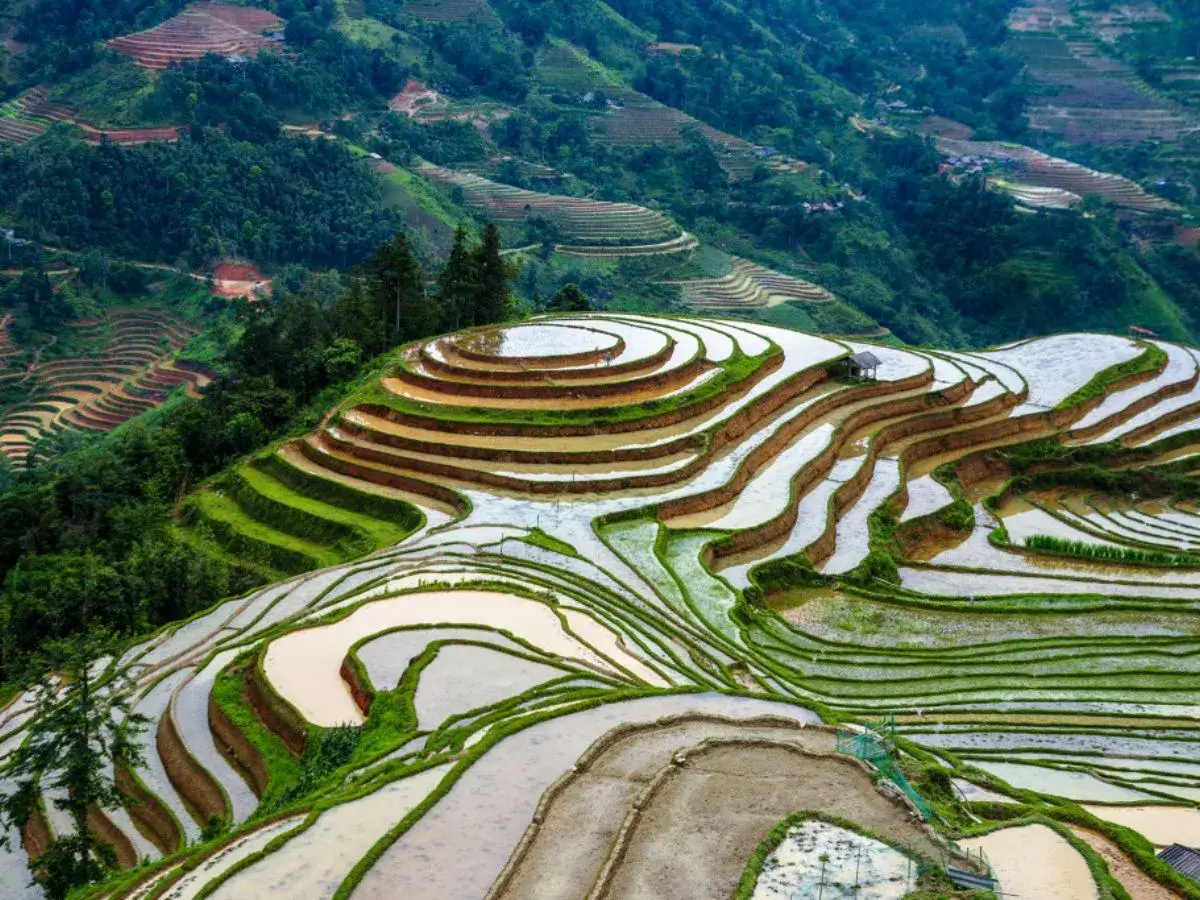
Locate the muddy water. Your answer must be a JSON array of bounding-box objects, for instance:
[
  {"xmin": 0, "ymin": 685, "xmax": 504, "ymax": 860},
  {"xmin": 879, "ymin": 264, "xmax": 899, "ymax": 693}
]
[
  {"xmin": 941, "ymin": 351, "xmax": 1025, "ymax": 395},
  {"xmin": 900, "ymin": 474, "xmax": 954, "ymax": 522},
  {"xmin": 348, "ymin": 694, "xmax": 820, "ymax": 900},
  {"xmin": 209, "ymin": 766, "xmax": 451, "ymax": 900},
  {"xmin": 263, "ymin": 590, "xmax": 644, "ymax": 727},
  {"xmin": 560, "ymin": 607, "xmax": 668, "ymax": 684},
  {"xmin": 1081, "ymin": 804, "xmax": 1200, "ymax": 847},
  {"xmin": 130, "ymin": 670, "xmax": 201, "ymax": 842},
  {"xmin": 174, "ymin": 649, "xmax": 260, "ymax": 824},
  {"xmin": 970, "ymin": 762, "xmax": 1153, "ymax": 802},
  {"xmin": 671, "ymin": 424, "xmax": 835, "ymax": 530},
  {"xmin": 414, "ymin": 645, "xmax": 568, "ymax": 730},
  {"xmin": 612, "ymin": 315, "xmax": 736, "ymax": 362},
  {"xmin": 717, "ymin": 478, "xmax": 842, "ymax": 588},
  {"xmin": 663, "ymin": 378, "xmax": 944, "ymax": 531},
  {"xmin": 902, "ymin": 564, "xmax": 1200, "ymax": 600},
  {"xmin": 960, "ymin": 825, "xmax": 1099, "ymax": 900},
  {"xmin": 710, "ymin": 319, "xmax": 772, "ymax": 356},
  {"xmin": 923, "ymin": 511, "xmax": 1200, "ymax": 587},
  {"xmin": 357, "ymin": 627, "xmax": 530, "ymax": 691},
  {"xmin": 162, "ymin": 815, "xmax": 305, "ymax": 900},
  {"xmin": 952, "ymin": 778, "xmax": 1016, "ymax": 804},
  {"xmin": 776, "ymin": 591, "xmax": 1200, "ymax": 648},
  {"xmin": 455, "ymin": 324, "xmax": 620, "ymax": 360},
  {"xmin": 1089, "ymin": 350, "xmax": 1200, "ymax": 444},
  {"xmin": 1001, "ymin": 504, "xmax": 1122, "ymax": 546},
  {"xmin": 1055, "ymin": 503, "xmax": 1194, "ymax": 551}
]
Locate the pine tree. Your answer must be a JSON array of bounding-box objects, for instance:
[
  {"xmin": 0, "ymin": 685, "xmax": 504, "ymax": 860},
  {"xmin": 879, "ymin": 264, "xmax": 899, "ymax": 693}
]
[
  {"xmin": 332, "ymin": 268, "xmax": 385, "ymax": 356},
  {"xmin": 0, "ymin": 633, "xmax": 148, "ymax": 899},
  {"xmin": 472, "ymin": 224, "xmax": 510, "ymax": 326},
  {"xmin": 437, "ymin": 229, "xmax": 478, "ymax": 330},
  {"xmin": 368, "ymin": 231, "xmax": 431, "ymax": 344}
]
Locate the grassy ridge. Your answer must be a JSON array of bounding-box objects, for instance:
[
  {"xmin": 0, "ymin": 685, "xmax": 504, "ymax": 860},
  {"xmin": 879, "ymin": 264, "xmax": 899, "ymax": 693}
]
[
  {"xmin": 1055, "ymin": 344, "xmax": 1167, "ymax": 411},
  {"xmin": 181, "ymin": 453, "xmax": 423, "ymax": 576}
]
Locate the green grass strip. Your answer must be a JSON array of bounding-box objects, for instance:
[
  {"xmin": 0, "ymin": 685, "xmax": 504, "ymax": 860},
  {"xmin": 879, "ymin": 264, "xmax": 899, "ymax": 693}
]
[
  {"xmin": 184, "ymin": 491, "xmax": 341, "ymax": 572},
  {"xmin": 1024, "ymin": 533, "xmax": 1200, "ymax": 567},
  {"xmin": 1056, "ymin": 343, "xmax": 1167, "ymax": 411}
]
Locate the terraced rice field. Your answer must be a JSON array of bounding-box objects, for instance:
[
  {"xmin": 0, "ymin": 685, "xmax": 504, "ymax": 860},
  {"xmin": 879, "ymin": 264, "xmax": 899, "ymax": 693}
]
[
  {"xmin": 0, "ymin": 87, "xmax": 75, "ymax": 144},
  {"xmin": 938, "ymin": 136, "xmax": 1179, "ymax": 212},
  {"xmin": 417, "ymin": 163, "xmax": 689, "ymax": 252},
  {"xmin": 107, "ymin": 3, "xmax": 284, "ymax": 69},
  {"xmin": 535, "ymin": 41, "xmax": 817, "ymax": 180},
  {"xmin": 0, "ymin": 87, "xmax": 182, "ymax": 145},
  {"xmin": 403, "ymin": 0, "xmax": 500, "ymax": 25},
  {"xmin": 658, "ymin": 256, "xmax": 833, "ymax": 310},
  {"xmin": 0, "ymin": 308, "xmax": 210, "ymax": 466},
  {"xmin": 1004, "ymin": 0, "xmax": 1197, "ymax": 147},
  {"xmin": 8, "ymin": 315, "xmax": 1200, "ymax": 898}
]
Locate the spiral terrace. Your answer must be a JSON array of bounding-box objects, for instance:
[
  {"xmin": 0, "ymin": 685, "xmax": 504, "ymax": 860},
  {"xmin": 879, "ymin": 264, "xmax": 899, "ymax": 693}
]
[{"xmin": 4, "ymin": 314, "xmax": 1200, "ymax": 899}]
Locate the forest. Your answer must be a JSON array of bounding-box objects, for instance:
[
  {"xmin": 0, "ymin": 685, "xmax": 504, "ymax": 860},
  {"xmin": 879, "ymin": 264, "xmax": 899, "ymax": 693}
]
[{"xmin": 0, "ymin": 224, "xmax": 513, "ymax": 686}]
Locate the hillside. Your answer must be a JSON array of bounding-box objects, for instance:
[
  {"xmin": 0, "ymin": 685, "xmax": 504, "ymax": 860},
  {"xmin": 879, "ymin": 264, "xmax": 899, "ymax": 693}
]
[
  {"xmin": 0, "ymin": 315, "xmax": 1197, "ymax": 898},
  {"xmin": 0, "ymin": 0, "xmax": 1197, "ymax": 362},
  {"xmin": 1, "ymin": 1, "xmax": 1200, "ymax": 897}
]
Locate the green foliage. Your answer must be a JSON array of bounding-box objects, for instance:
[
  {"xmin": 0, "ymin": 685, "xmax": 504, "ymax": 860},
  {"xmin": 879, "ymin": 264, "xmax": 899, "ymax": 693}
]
[
  {"xmin": 1024, "ymin": 533, "xmax": 1200, "ymax": 567},
  {"xmin": 749, "ymin": 555, "xmax": 825, "ymax": 595},
  {"xmin": 200, "ymin": 816, "xmax": 228, "ymax": 843},
  {"xmin": 0, "ymin": 131, "xmax": 401, "ymax": 269},
  {"xmin": 545, "ymin": 282, "xmax": 591, "ymax": 312},
  {"xmin": 271, "ymin": 725, "xmax": 362, "ymax": 811},
  {"xmin": 0, "ymin": 632, "xmax": 146, "ymax": 898},
  {"xmin": 938, "ymin": 499, "xmax": 975, "ymax": 532}
]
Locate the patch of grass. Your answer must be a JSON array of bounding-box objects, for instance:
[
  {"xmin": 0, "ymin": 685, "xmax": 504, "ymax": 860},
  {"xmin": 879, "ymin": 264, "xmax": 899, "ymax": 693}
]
[
  {"xmin": 1024, "ymin": 533, "xmax": 1200, "ymax": 566},
  {"xmin": 522, "ymin": 527, "xmax": 578, "ymax": 557},
  {"xmin": 183, "ymin": 490, "xmax": 341, "ymax": 573}
]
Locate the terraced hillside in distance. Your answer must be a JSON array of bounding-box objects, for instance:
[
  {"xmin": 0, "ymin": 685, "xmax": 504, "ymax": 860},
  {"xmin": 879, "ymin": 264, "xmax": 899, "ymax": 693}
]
[
  {"xmin": 936, "ymin": 135, "xmax": 1180, "ymax": 213},
  {"xmin": 0, "ymin": 87, "xmax": 184, "ymax": 145},
  {"xmin": 0, "ymin": 308, "xmax": 211, "ymax": 466},
  {"xmin": 533, "ymin": 41, "xmax": 821, "ymax": 182},
  {"xmin": 417, "ymin": 162, "xmax": 697, "ymax": 255},
  {"xmin": 1006, "ymin": 0, "xmax": 1197, "ymax": 146},
  {"xmin": 7, "ymin": 316, "xmax": 1200, "ymax": 900},
  {"xmin": 106, "ymin": 2, "xmax": 284, "ymax": 69}
]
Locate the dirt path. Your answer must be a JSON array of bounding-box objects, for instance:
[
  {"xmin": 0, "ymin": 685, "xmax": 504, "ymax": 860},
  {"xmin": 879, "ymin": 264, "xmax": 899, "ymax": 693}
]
[
  {"xmin": 596, "ymin": 742, "xmax": 940, "ymax": 900},
  {"xmin": 1067, "ymin": 826, "xmax": 1181, "ymax": 900},
  {"xmin": 492, "ymin": 720, "xmax": 837, "ymax": 900}
]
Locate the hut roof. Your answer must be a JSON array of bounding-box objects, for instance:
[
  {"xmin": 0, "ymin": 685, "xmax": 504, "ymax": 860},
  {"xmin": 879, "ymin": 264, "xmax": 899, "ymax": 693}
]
[
  {"xmin": 849, "ymin": 351, "xmax": 882, "ymax": 369},
  {"xmin": 1159, "ymin": 844, "xmax": 1200, "ymax": 882}
]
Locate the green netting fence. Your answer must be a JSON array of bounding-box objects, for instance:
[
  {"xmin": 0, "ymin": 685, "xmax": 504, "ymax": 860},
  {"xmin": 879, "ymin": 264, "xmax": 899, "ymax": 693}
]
[{"xmin": 836, "ymin": 715, "xmax": 934, "ymax": 821}]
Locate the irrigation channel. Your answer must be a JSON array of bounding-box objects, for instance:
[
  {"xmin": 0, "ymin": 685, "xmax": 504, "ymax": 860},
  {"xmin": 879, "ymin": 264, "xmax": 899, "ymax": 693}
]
[{"xmin": 4, "ymin": 314, "xmax": 1200, "ymax": 899}]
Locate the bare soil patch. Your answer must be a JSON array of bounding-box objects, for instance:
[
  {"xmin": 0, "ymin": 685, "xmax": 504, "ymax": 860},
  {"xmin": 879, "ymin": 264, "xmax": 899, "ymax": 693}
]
[{"xmin": 597, "ymin": 742, "xmax": 938, "ymax": 900}]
